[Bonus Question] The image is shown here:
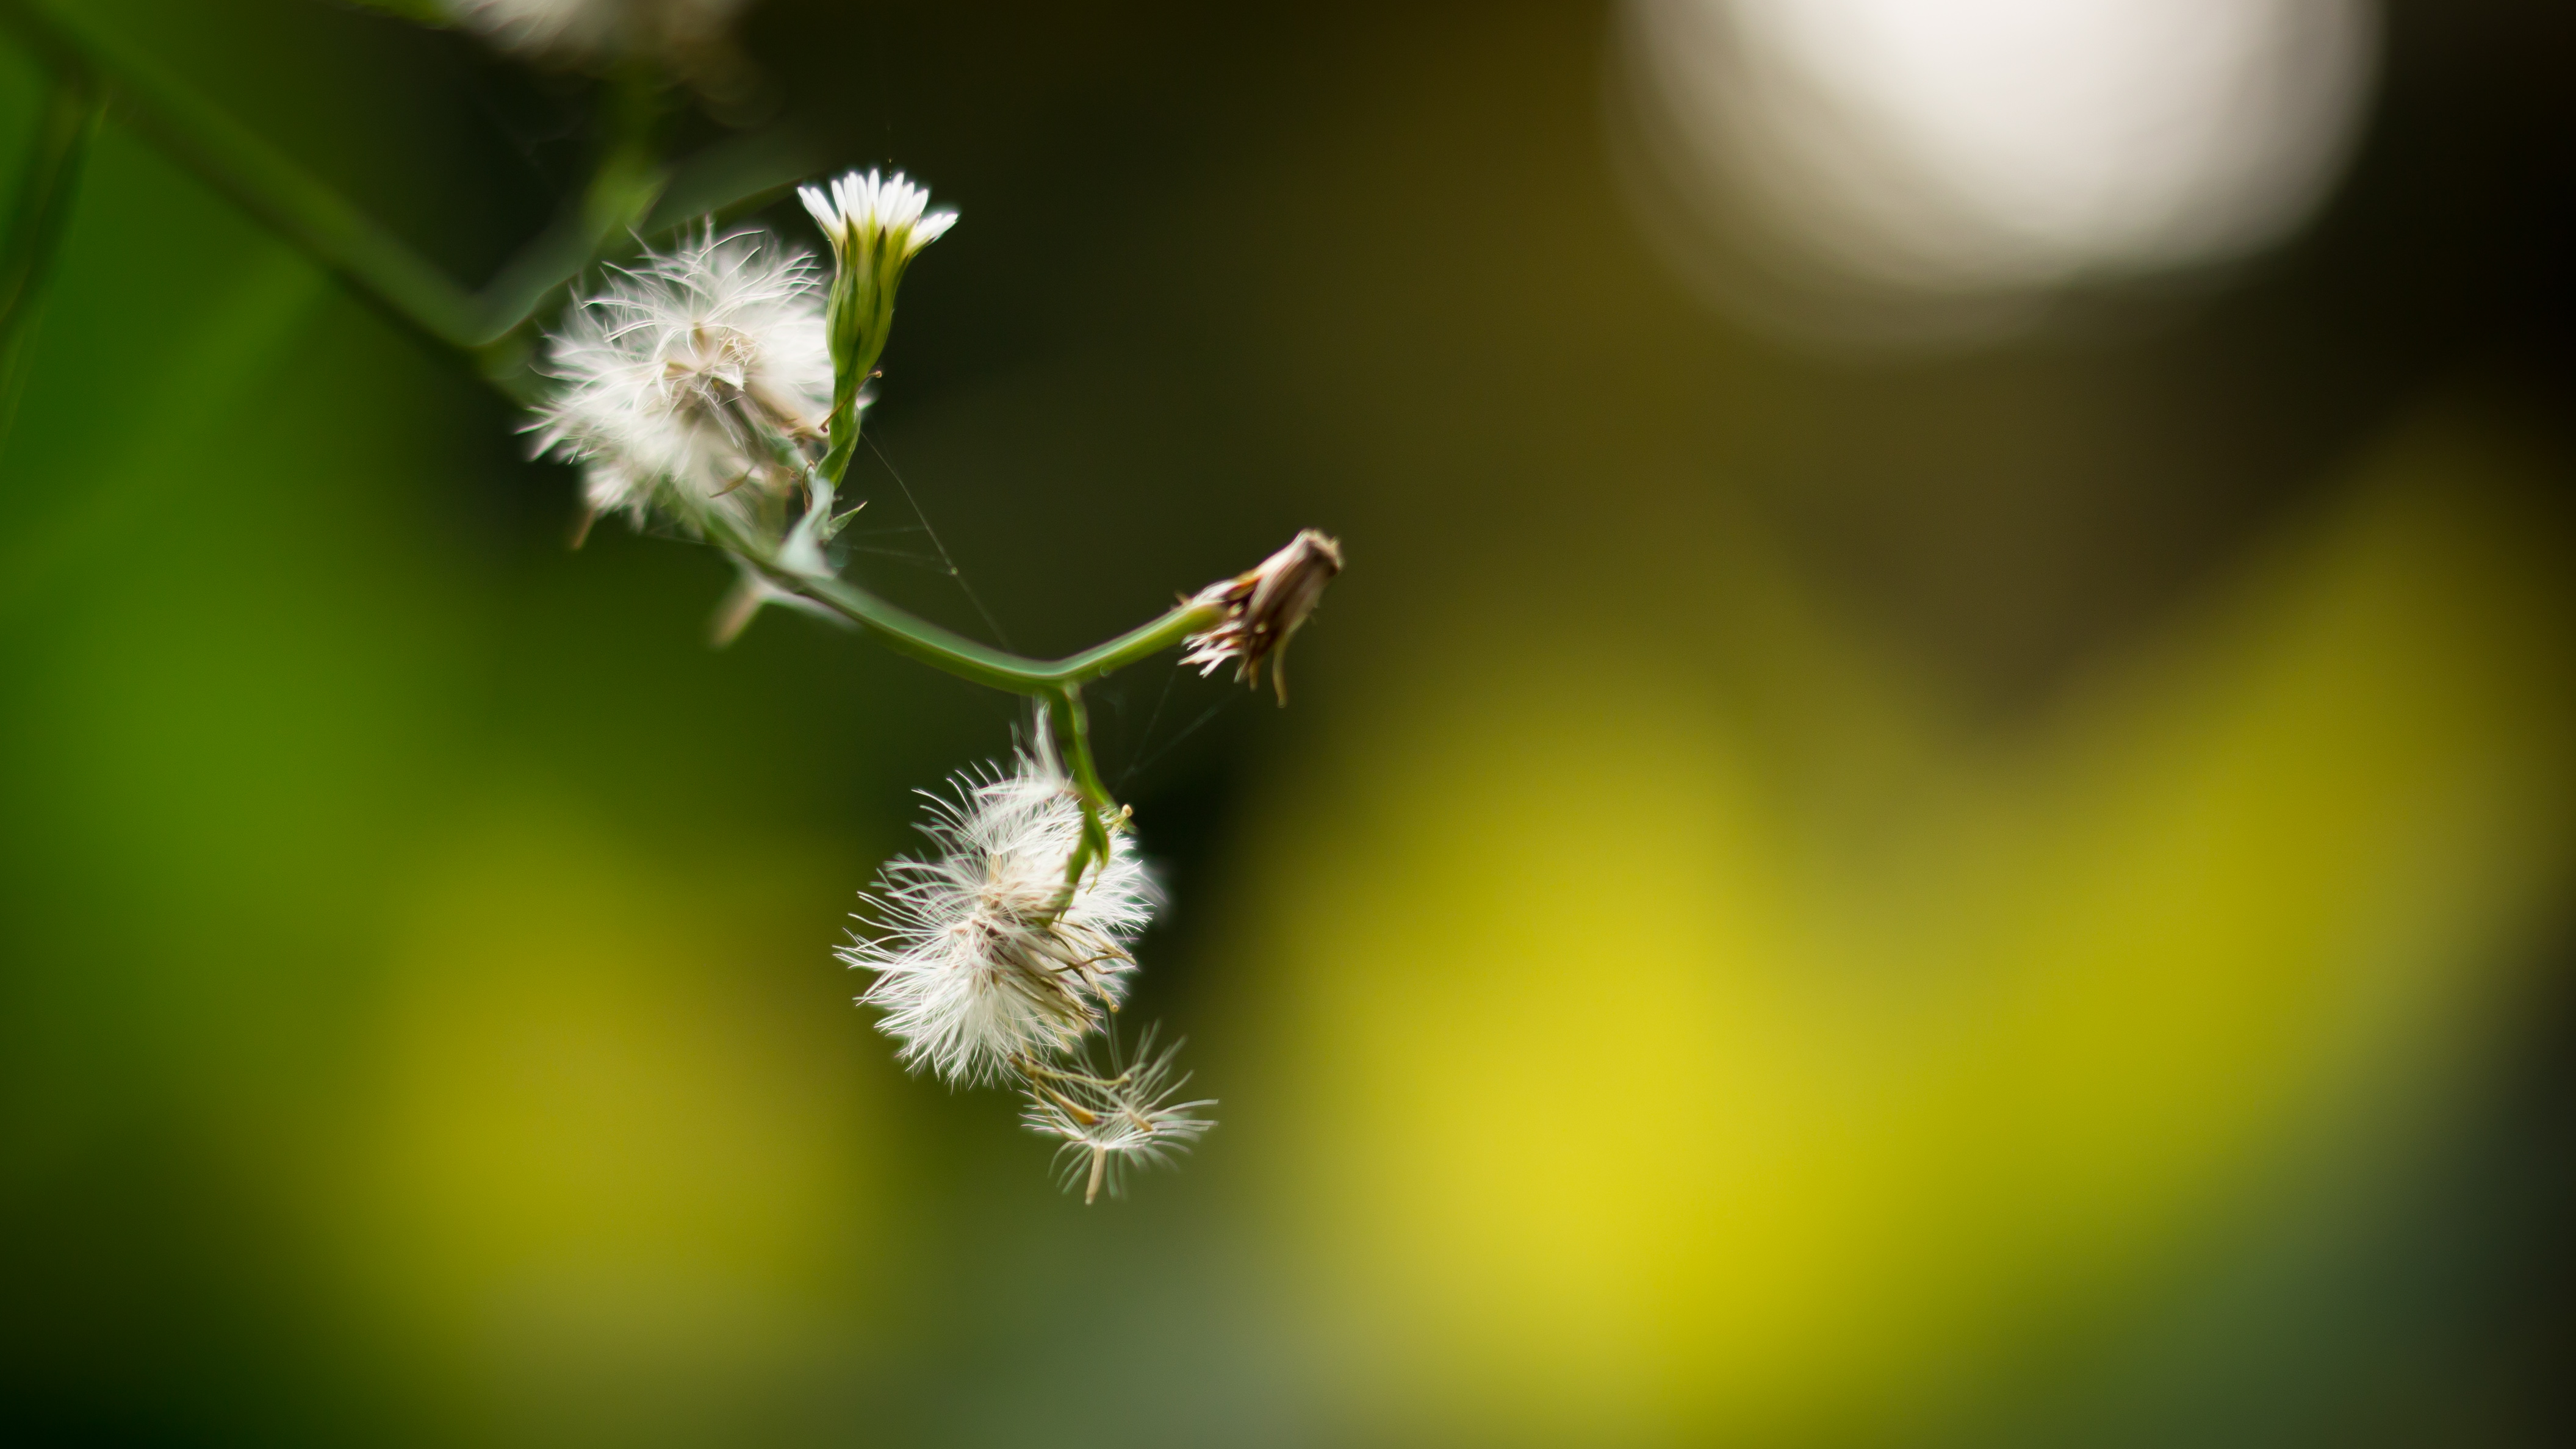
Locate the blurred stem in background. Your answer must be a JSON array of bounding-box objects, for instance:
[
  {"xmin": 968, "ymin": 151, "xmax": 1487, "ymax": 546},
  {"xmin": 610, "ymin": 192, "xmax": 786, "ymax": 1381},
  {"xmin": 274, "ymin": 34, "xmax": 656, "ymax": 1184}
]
[
  {"xmin": 0, "ymin": 0, "xmax": 676, "ymax": 393},
  {"xmin": 0, "ymin": 58, "xmax": 99, "ymax": 438}
]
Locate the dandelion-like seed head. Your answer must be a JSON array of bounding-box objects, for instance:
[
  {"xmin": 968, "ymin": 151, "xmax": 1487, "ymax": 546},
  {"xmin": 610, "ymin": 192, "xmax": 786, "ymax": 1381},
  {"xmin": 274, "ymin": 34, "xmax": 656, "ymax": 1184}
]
[
  {"xmin": 841, "ymin": 742, "xmax": 1159, "ymax": 1085},
  {"xmin": 1182, "ymin": 529, "xmax": 1345, "ymax": 703},
  {"xmin": 444, "ymin": 0, "xmax": 749, "ymax": 67},
  {"xmin": 1022, "ymin": 1029, "xmax": 1215, "ymax": 1204},
  {"xmin": 531, "ymin": 228, "xmax": 832, "ymax": 531}
]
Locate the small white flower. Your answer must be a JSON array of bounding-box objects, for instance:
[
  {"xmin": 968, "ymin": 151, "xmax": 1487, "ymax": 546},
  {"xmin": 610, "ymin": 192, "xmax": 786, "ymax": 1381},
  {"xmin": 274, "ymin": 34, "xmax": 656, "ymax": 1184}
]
[
  {"xmin": 798, "ymin": 170, "xmax": 960, "ymax": 266},
  {"xmin": 444, "ymin": 0, "xmax": 748, "ymax": 66},
  {"xmin": 531, "ymin": 228, "xmax": 832, "ymax": 529},
  {"xmin": 1022, "ymin": 1029, "xmax": 1215, "ymax": 1204},
  {"xmin": 798, "ymin": 171, "xmax": 957, "ymax": 409},
  {"xmin": 842, "ymin": 742, "xmax": 1159, "ymax": 1085}
]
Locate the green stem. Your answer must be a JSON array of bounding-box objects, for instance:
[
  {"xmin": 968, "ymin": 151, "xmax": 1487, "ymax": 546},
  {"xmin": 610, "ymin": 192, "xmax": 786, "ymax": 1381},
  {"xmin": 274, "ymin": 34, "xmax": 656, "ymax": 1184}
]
[
  {"xmin": 1046, "ymin": 686, "xmax": 1118, "ymax": 884},
  {"xmin": 706, "ymin": 507, "xmax": 1218, "ymax": 852},
  {"xmin": 0, "ymin": 61, "xmax": 99, "ymax": 437},
  {"xmin": 0, "ymin": 0, "xmax": 786, "ymax": 371},
  {"xmin": 0, "ymin": 0, "xmax": 490, "ymax": 343},
  {"xmin": 800, "ymin": 568, "xmax": 1220, "ymax": 693},
  {"xmin": 815, "ymin": 387, "xmax": 863, "ymax": 492},
  {"xmin": 713, "ymin": 508, "xmax": 1223, "ymax": 693}
]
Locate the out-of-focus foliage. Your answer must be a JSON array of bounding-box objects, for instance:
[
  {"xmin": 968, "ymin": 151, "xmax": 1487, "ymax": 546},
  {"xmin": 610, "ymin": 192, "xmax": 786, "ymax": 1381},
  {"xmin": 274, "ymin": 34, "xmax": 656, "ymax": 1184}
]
[
  {"xmin": 2, "ymin": 2, "xmax": 2572, "ymax": 1447},
  {"xmin": 1248, "ymin": 420, "xmax": 2575, "ymax": 1442}
]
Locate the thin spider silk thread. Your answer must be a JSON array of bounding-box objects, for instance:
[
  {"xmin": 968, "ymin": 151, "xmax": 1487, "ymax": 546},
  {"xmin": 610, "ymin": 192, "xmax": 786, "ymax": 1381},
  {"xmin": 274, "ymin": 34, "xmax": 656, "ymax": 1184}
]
[
  {"xmin": 846, "ymin": 426, "xmax": 1239, "ymax": 794},
  {"xmin": 1116, "ymin": 680, "xmax": 1243, "ymax": 791},
  {"xmin": 1114, "ymin": 664, "xmax": 1181, "ymax": 794},
  {"xmin": 864, "ymin": 433, "xmax": 1014, "ymax": 650}
]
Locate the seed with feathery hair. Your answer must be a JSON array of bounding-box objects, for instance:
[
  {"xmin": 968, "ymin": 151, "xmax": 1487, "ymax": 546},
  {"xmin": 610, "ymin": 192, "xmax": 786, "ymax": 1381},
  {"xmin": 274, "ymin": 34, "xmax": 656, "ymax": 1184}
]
[
  {"xmin": 530, "ymin": 228, "xmax": 833, "ymax": 533},
  {"xmin": 1021, "ymin": 1028, "xmax": 1216, "ymax": 1204},
  {"xmin": 841, "ymin": 742, "xmax": 1160, "ymax": 1085}
]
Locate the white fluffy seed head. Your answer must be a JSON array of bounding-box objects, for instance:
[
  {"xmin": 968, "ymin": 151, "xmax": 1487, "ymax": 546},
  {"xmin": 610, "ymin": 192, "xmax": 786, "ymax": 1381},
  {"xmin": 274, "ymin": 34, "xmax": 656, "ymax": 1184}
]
[
  {"xmin": 531, "ymin": 228, "xmax": 832, "ymax": 530},
  {"xmin": 842, "ymin": 747, "xmax": 1160, "ymax": 1085},
  {"xmin": 444, "ymin": 0, "xmax": 748, "ymax": 65},
  {"xmin": 1021, "ymin": 1029, "xmax": 1215, "ymax": 1204}
]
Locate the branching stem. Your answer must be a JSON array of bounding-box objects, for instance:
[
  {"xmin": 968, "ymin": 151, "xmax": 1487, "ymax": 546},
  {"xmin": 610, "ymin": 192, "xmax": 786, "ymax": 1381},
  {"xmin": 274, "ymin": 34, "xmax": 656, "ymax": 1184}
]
[
  {"xmin": 709, "ymin": 508, "xmax": 1224, "ymax": 835},
  {"xmin": 0, "ymin": 0, "xmax": 1232, "ymax": 837}
]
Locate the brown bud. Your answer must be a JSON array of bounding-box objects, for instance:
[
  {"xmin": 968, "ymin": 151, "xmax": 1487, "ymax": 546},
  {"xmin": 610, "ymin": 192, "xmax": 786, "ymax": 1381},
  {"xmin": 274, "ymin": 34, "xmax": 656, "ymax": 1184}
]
[{"xmin": 1180, "ymin": 529, "xmax": 1344, "ymax": 704}]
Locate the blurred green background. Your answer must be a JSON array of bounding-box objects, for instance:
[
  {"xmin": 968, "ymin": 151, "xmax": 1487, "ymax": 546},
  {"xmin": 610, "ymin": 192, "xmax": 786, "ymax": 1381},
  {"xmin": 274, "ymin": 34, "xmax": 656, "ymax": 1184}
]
[{"xmin": 3, "ymin": 1, "xmax": 2574, "ymax": 1445}]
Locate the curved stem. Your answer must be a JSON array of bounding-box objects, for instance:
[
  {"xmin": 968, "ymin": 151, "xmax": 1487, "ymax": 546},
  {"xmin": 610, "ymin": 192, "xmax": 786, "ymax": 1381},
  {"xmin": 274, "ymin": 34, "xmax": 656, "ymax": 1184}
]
[
  {"xmin": 0, "ymin": 0, "xmax": 783, "ymax": 370},
  {"xmin": 796, "ymin": 569, "xmax": 1221, "ymax": 692},
  {"xmin": 1045, "ymin": 604, "xmax": 1227, "ymax": 685},
  {"xmin": 714, "ymin": 507, "xmax": 1225, "ymax": 694},
  {"xmin": 0, "ymin": 0, "xmax": 489, "ymax": 343},
  {"xmin": 0, "ymin": 62, "xmax": 100, "ymax": 437},
  {"xmin": 708, "ymin": 506, "xmax": 1220, "ymax": 864}
]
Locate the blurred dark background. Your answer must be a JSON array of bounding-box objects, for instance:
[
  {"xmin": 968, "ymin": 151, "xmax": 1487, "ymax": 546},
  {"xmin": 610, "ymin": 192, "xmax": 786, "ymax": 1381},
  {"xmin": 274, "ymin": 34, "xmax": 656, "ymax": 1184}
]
[{"xmin": 1, "ymin": 0, "xmax": 2572, "ymax": 1444}]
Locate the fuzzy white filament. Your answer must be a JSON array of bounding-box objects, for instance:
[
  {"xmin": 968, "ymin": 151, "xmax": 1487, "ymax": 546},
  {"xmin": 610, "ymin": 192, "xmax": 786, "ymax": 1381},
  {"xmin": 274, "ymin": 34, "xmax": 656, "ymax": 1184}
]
[
  {"xmin": 531, "ymin": 228, "xmax": 832, "ymax": 528},
  {"xmin": 843, "ymin": 746, "xmax": 1160, "ymax": 1085},
  {"xmin": 445, "ymin": 0, "xmax": 749, "ymax": 65},
  {"xmin": 798, "ymin": 170, "xmax": 960, "ymax": 262},
  {"xmin": 1022, "ymin": 1030, "xmax": 1216, "ymax": 1204}
]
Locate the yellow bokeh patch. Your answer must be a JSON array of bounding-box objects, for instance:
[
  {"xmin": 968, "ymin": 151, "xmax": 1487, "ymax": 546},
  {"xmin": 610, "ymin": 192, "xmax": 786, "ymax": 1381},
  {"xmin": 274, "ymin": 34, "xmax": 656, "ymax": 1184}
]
[
  {"xmin": 1234, "ymin": 415, "xmax": 2576, "ymax": 1444},
  {"xmin": 328, "ymin": 792, "xmax": 877, "ymax": 1442}
]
